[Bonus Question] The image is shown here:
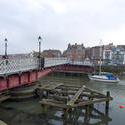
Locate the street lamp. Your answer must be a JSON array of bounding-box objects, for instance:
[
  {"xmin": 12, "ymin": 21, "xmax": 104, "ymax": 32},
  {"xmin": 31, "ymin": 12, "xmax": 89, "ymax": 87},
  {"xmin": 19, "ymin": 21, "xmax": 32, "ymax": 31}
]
[
  {"xmin": 5, "ymin": 38, "xmax": 8, "ymax": 58},
  {"xmin": 2, "ymin": 38, "xmax": 8, "ymax": 59},
  {"xmin": 38, "ymin": 36, "xmax": 42, "ymax": 69},
  {"xmin": 38, "ymin": 36, "xmax": 42, "ymax": 58}
]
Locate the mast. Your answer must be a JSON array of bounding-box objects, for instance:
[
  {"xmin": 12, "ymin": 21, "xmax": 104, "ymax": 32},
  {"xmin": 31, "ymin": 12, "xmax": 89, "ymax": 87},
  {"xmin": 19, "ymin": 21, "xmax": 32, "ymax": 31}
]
[
  {"xmin": 99, "ymin": 40, "xmax": 103, "ymax": 75},
  {"xmin": 99, "ymin": 52, "xmax": 101, "ymax": 75}
]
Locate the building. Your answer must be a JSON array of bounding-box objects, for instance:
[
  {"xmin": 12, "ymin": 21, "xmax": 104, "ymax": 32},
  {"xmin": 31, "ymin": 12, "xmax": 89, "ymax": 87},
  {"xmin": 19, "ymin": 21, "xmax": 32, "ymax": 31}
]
[
  {"xmin": 63, "ymin": 43, "xmax": 85, "ymax": 61},
  {"xmin": 102, "ymin": 43, "xmax": 113, "ymax": 64},
  {"xmin": 112, "ymin": 46, "xmax": 125, "ymax": 65},
  {"xmin": 89, "ymin": 46, "xmax": 103, "ymax": 64},
  {"xmin": 102, "ymin": 43, "xmax": 125, "ymax": 65},
  {"xmin": 33, "ymin": 49, "xmax": 61, "ymax": 58},
  {"xmin": 85, "ymin": 43, "xmax": 114, "ymax": 65},
  {"xmin": 42, "ymin": 49, "xmax": 62, "ymax": 58},
  {"xmin": 0, "ymin": 54, "xmax": 31, "ymax": 60},
  {"xmin": 117, "ymin": 45, "xmax": 125, "ymax": 51},
  {"xmin": 85, "ymin": 47, "xmax": 92, "ymax": 60}
]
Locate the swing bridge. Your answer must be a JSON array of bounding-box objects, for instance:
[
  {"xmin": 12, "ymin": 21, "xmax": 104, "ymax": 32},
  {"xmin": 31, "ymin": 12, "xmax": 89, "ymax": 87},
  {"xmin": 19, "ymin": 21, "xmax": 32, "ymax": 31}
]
[{"xmin": 0, "ymin": 56, "xmax": 93, "ymax": 91}]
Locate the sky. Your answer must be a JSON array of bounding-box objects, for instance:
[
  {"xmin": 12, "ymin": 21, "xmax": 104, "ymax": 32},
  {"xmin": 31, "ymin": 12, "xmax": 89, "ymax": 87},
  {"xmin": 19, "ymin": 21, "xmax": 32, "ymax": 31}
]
[{"xmin": 0, "ymin": 0, "xmax": 125, "ymax": 54}]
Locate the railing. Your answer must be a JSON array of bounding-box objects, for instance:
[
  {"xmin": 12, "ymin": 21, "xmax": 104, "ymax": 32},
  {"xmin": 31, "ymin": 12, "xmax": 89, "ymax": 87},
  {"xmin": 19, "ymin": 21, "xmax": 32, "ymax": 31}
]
[
  {"xmin": 0, "ymin": 57, "xmax": 69, "ymax": 75},
  {"xmin": 45, "ymin": 57, "xmax": 69, "ymax": 67},
  {"xmin": 0, "ymin": 57, "xmax": 93, "ymax": 75},
  {"xmin": 0, "ymin": 57, "xmax": 38, "ymax": 75},
  {"xmin": 69, "ymin": 60, "xmax": 93, "ymax": 66}
]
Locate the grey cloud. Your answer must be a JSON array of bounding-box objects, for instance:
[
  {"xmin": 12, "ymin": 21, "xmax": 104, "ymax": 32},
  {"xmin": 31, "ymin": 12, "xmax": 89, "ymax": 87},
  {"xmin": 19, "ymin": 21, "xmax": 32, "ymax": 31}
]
[{"xmin": 0, "ymin": 0, "xmax": 125, "ymax": 54}]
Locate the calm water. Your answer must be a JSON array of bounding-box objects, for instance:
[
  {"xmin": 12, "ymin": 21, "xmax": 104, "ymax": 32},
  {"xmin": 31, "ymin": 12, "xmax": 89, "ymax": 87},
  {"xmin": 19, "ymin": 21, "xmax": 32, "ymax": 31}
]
[{"xmin": 0, "ymin": 73, "xmax": 125, "ymax": 125}]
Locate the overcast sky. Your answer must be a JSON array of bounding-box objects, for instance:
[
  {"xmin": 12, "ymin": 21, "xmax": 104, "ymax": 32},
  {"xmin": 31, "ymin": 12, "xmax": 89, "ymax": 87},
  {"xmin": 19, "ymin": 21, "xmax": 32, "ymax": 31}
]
[{"xmin": 0, "ymin": 0, "xmax": 125, "ymax": 54}]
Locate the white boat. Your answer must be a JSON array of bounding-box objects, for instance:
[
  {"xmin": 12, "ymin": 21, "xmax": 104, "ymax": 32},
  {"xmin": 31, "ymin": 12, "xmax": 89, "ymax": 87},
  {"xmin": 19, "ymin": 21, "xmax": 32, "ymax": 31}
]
[
  {"xmin": 88, "ymin": 74, "xmax": 120, "ymax": 83},
  {"xmin": 88, "ymin": 41, "xmax": 120, "ymax": 83}
]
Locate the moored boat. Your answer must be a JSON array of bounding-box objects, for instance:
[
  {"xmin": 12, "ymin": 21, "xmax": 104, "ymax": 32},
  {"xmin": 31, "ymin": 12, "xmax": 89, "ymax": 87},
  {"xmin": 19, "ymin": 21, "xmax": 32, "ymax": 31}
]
[
  {"xmin": 88, "ymin": 40, "xmax": 120, "ymax": 83},
  {"xmin": 89, "ymin": 74, "xmax": 120, "ymax": 83}
]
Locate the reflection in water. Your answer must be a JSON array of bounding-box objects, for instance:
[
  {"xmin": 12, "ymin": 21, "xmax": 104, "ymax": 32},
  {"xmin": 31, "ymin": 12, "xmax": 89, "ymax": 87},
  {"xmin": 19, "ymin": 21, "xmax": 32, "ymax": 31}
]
[
  {"xmin": 47, "ymin": 105, "xmax": 112, "ymax": 125},
  {"xmin": 0, "ymin": 106, "xmax": 50, "ymax": 125},
  {"xmin": 0, "ymin": 104, "xmax": 112, "ymax": 125},
  {"xmin": 0, "ymin": 73, "xmax": 125, "ymax": 125}
]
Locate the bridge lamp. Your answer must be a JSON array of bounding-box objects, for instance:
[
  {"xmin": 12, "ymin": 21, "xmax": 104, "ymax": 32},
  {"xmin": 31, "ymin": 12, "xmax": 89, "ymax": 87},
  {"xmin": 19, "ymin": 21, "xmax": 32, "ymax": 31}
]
[
  {"xmin": 4, "ymin": 38, "xmax": 8, "ymax": 59},
  {"xmin": 38, "ymin": 36, "xmax": 42, "ymax": 58}
]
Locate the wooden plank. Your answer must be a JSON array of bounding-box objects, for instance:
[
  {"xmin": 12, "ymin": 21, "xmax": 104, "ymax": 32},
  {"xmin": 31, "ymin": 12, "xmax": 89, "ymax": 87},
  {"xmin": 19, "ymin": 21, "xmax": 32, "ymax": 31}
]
[
  {"xmin": 37, "ymin": 83, "xmax": 63, "ymax": 91},
  {"xmin": 73, "ymin": 97, "xmax": 112, "ymax": 107},
  {"xmin": 44, "ymin": 83, "xmax": 63, "ymax": 90},
  {"xmin": 49, "ymin": 94, "xmax": 68, "ymax": 101},
  {"xmin": 85, "ymin": 87, "xmax": 106, "ymax": 97},
  {"xmin": 57, "ymin": 86, "xmax": 80, "ymax": 91},
  {"xmin": 67, "ymin": 85, "xmax": 85, "ymax": 106},
  {"xmin": 41, "ymin": 99, "xmax": 63, "ymax": 104},
  {"xmin": 61, "ymin": 84, "xmax": 81, "ymax": 88},
  {"xmin": 49, "ymin": 89, "xmax": 105, "ymax": 98},
  {"xmin": 39, "ymin": 99, "xmax": 67, "ymax": 108}
]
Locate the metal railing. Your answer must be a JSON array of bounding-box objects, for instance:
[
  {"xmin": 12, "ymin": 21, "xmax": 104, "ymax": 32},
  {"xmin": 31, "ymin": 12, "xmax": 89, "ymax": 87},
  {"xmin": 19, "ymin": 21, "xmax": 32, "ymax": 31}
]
[
  {"xmin": 0, "ymin": 57, "xmax": 69, "ymax": 75},
  {"xmin": 0, "ymin": 57, "xmax": 38, "ymax": 75},
  {"xmin": 0, "ymin": 57, "xmax": 93, "ymax": 75},
  {"xmin": 45, "ymin": 57, "xmax": 69, "ymax": 67},
  {"xmin": 69, "ymin": 60, "xmax": 93, "ymax": 66}
]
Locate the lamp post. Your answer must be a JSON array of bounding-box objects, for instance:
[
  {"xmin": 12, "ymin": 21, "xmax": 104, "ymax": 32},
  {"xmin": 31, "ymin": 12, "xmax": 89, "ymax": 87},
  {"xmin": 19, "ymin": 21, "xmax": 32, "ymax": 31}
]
[
  {"xmin": 5, "ymin": 38, "xmax": 8, "ymax": 57},
  {"xmin": 2, "ymin": 38, "xmax": 8, "ymax": 59},
  {"xmin": 38, "ymin": 36, "xmax": 42, "ymax": 69},
  {"xmin": 38, "ymin": 36, "xmax": 42, "ymax": 58}
]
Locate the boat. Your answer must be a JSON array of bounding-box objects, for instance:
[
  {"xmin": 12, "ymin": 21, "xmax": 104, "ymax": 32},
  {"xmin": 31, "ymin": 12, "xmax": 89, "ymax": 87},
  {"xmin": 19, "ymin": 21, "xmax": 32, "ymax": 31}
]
[
  {"xmin": 89, "ymin": 74, "xmax": 120, "ymax": 83},
  {"xmin": 89, "ymin": 43, "xmax": 120, "ymax": 83}
]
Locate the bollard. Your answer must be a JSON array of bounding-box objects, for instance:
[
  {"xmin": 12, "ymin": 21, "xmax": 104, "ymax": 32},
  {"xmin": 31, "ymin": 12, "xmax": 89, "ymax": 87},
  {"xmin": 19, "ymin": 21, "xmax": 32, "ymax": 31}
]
[{"xmin": 105, "ymin": 91, "xmax": 110, "ymax": 115}]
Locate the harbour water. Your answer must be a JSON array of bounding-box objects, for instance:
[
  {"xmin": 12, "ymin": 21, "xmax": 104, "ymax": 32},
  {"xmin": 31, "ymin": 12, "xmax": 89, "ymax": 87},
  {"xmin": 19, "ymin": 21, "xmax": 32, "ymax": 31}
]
[{"xmin": 0, "ymin": 73, "xmax": 125, "ymax": 125}]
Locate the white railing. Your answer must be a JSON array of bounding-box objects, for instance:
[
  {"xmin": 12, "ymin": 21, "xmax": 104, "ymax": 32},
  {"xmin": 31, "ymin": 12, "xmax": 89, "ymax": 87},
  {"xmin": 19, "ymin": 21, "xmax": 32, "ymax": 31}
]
[
  {"xmin": 45, "ymin": 57, "xmax": 69, "ymax": 67},
  {"xmin": 69, "ymin": 60, "xmax": 93, "ymax": 66},
  {"xmin": 0, "ymin": 57, "xmax": 38, "ymax": 75},
  {"xmin": 0, "ymin": 57, "xmax": 93, "ymax": 75},
  {"xmin": 0, "ymin": 57, "xmax": 69, "ymax": 75}
]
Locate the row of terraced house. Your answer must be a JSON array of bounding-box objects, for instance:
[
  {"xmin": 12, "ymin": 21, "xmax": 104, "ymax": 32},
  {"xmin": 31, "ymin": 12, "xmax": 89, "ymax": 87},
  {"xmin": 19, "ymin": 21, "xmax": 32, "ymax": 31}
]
[
  {"xmin": 39, "ymin": 43, "xmax": 125, "ymax": 65},
  {"xmin": 1, "ymin": 43, "xmax": 125, "ymax": 66}
]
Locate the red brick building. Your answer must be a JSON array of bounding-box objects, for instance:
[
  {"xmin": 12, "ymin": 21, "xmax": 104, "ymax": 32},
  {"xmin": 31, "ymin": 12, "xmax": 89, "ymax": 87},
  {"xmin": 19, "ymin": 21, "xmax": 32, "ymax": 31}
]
[
  {"xmin": 42, "ymin": 49, "xmax": 61, "ymax": 58},
  {"xmin": 85, "ymin": 43, "xmax": 114, "ymax": 64},
  {"xmin": 63, "ymin": 43, "xmax": 85, "ymax": 61}
]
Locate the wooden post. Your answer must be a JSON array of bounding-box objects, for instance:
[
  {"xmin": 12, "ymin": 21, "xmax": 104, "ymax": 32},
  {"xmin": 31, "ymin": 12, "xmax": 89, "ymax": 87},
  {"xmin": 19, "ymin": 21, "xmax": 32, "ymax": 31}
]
[
  {"xmin": 86, "ymin": 105, "xmax": 90, "ymax": 115},
  {"xmin": 68, "ymin": 108, "xmax": 73, "ymax": 120},
  {"xmin": 89, "ymin": 92, "xmax": 94, "ymax": 108},
  {"xmin": 42, "ymin": 104, "xmax": 48, "ymax": 114},
  {"xmin": 63, "ymin": 108, "xmax": 68, "ymax": 119},
  {"xmin": 46, "ymin": 91, "xmax": 49, "ymax": 98},
  {"xmin": 105, "ymin": 91, "xmax": 110, "ymax": 115},
  {"xmin": 88, "ymin": 92, "xmax": 93, "ymax": 100},
  {"xmin": 19, "ymin": 74, "xmax": 21, "ymax": 85},
  {"xmin": 84, "ymin": 105, "xmax": 90, "ymax": 124}
]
